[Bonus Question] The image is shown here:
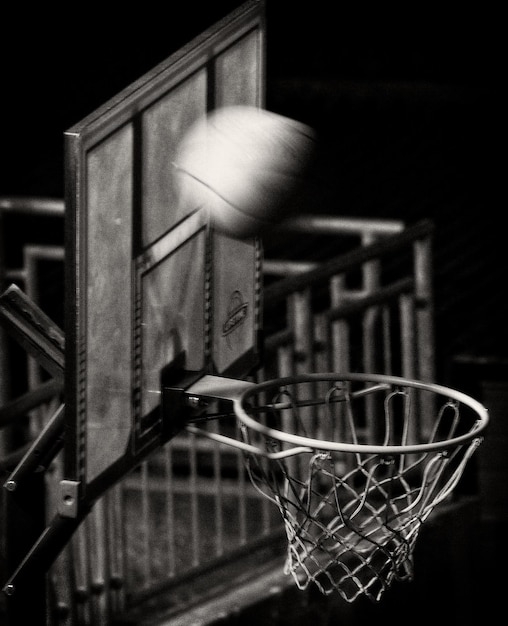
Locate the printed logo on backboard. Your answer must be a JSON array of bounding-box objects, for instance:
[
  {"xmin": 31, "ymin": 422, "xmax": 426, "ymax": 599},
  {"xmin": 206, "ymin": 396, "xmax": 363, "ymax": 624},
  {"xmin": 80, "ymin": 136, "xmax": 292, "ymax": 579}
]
[{"xmin": 222, "ymin": 290, "xmax": 249, "ymax": 349}]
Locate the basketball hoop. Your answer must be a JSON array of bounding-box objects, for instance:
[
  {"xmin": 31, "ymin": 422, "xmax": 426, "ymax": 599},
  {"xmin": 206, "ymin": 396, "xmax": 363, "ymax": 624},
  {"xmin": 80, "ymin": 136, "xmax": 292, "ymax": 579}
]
[{"xmin": 182, "ymin": 373, "xmax": 488, "ymax": 602}]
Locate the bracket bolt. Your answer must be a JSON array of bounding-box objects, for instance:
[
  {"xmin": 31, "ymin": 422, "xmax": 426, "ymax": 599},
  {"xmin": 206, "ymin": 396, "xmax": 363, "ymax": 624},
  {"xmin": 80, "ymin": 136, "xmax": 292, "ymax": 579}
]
[
  {"xmin": 4, "ymin": 584, "xmax": 15, "ymax": 596},
  {"xmin": 187, "ymin": 396, "xmax": 207, "ymax": 409}
]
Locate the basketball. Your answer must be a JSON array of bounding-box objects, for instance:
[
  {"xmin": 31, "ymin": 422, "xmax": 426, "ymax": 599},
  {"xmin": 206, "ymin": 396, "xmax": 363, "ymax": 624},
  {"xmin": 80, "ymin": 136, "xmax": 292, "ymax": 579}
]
[{"xmin": 174, "ymin": 105, "xmax": 316, "ymax": 238}]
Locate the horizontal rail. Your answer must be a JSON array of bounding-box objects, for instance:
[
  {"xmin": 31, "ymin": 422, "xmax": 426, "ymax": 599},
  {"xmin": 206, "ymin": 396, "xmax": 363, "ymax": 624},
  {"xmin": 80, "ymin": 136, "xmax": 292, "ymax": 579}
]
[
  {"xmin": 328, "ymin": 276, "xmax": 415, "ymax": 320},
  {"xmin": 0, "ymin": 379, "xmax": 63, "ymax": 428},
  {"xmin": 279, "ymin": 214, "xmax": 404, "ymax": 236},
  {"xmin": 264, "ymin": 327, "xmax": 293, "ymax": 352},
  {"xmin": 122, "ymin": 474, "xmax": 262, "ymax": 496},
  {"xmin": 0, "ymin": 442, "xmax": 32, "ymax": 471},
  {"xmin": 263, "ymin": 260, "xmax": 318, "ymax": 276},
  {"xmin": 0, "ymin": 196, "xmax": 65, "ymax": 216},
  {"xmin": 264, "ymin": 219, "xmax": 434, "ymax": 306}
]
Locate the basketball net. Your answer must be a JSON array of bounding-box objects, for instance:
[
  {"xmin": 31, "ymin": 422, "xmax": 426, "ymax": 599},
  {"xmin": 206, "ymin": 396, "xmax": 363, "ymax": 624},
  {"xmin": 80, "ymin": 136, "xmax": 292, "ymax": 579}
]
[{"xmin": 190, "ymin": 373, "xmax": 487, "ymax": 602}]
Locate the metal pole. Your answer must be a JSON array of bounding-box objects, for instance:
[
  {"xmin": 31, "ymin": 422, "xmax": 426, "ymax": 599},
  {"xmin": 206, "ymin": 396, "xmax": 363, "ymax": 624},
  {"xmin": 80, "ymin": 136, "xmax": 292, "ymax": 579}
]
[{"xmin": 2, "ymin": 470, "xmax": 47, "ymax": 625}]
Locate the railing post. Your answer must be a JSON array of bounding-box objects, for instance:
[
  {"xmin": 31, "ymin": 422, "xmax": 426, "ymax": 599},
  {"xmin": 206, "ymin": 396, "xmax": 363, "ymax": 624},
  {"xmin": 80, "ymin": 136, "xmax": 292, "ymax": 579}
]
[
  {"xmin": 330, "ymin": 275, "xmax": 350, "ymax": 372},
  {"xmin": 288, "ymin": 289, "xmax": 314, "ymax": 375},
  {"xmin": 414, "ymin": 234, "xmax": 436, "ymax": 440},
  {"xmin": 414, "ymin": 235, "xmax": 435, "ymax": 383}
]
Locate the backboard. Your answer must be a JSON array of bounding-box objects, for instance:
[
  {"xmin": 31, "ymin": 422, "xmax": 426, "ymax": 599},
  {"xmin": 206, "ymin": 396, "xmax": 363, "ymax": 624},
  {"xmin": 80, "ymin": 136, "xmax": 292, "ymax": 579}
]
[{"xmin": 63, "ymin": 0, "xmax": 265, "ymax": 505}]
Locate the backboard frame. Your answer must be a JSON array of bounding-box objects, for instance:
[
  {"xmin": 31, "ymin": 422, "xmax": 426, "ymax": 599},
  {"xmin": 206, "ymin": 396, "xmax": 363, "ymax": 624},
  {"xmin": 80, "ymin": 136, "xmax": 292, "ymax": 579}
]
[{"xmin": 63, "ymin": 0, "xmax": 266, "ymax": 508}]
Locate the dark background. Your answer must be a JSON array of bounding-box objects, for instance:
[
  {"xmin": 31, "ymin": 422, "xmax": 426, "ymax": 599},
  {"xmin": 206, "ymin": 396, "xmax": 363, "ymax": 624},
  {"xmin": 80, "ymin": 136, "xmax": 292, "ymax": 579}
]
[{"xmin": 1, "ymin": 0, "xmax": 505, "ymax": 380}]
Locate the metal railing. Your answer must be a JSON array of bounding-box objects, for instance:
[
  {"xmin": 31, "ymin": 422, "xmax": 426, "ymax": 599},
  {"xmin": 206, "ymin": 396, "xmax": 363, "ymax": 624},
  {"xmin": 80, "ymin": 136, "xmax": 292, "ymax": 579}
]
[
  {"xmin": 0, "ymin": 199, "xmax": 434, "ymax": 624},
  {"xmin": 263, "ymin": 217, "xmax": 434, "ymax": 381}
]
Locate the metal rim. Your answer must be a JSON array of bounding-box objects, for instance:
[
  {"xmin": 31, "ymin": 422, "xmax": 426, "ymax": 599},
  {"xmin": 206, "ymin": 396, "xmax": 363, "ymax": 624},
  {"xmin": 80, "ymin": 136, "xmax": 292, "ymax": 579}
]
[{"xmin": 232, "ymin": 372, "xmax": 489, "ymax": 455}]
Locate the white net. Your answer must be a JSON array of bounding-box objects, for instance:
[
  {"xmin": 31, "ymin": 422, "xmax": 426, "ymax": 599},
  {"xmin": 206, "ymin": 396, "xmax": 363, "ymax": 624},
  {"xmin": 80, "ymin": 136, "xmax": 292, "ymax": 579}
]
[{"xmin": 235, "ymin": 375, "xmax": 486, "ymax": 602}]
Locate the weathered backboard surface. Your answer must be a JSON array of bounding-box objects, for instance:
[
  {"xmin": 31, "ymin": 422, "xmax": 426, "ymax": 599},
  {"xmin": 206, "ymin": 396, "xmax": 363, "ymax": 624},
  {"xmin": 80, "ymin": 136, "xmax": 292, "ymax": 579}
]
[{"xmin": 64, "ymin": 0, "xmax": 265, "ymax": 504}]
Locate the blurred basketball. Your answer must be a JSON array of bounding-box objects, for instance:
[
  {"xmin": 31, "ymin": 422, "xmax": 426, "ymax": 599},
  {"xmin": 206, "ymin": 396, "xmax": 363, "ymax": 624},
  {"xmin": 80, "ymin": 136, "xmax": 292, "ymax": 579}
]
[{"xmin": 174, "ymin": 105, "xmax": 316, "ymax": 238}]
